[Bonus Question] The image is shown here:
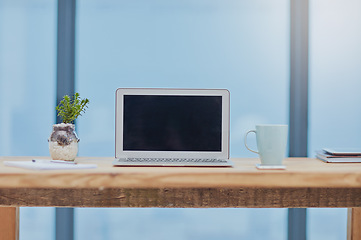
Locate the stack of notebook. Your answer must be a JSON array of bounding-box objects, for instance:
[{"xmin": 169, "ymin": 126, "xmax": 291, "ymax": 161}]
[{"xmin": 316, "ymin": 148, "xmax": 361, "ymax": 163}]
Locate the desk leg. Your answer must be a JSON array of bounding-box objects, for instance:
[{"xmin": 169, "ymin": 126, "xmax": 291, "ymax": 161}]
[
  {"xmin": 348, "ymin": 208, "xmax": 361, "ymax": 240},
  {"xmin": 0, "ymin": 207, "xmax": 19, "ymax": 240}
]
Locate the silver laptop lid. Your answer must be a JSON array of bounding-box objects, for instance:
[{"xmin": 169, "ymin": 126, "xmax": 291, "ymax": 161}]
[{"xmin": 115, "ymin": 88, "xmax": 230, "ymax": 159}]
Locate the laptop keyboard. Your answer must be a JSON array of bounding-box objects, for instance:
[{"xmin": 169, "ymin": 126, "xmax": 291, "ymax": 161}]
[{"xmin": 125, "ymin": 158, "xmax": 228, "ymax": 163}]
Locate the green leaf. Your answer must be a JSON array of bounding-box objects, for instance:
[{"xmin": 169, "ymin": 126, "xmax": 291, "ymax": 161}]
[{"xmin": 56, "ymin": 93, "xmax": 89, "ymax": 123}]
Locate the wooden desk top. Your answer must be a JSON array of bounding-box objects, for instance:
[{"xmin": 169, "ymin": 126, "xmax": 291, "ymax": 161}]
[
  {"xmin": 1, "ymin": 157, "xmax": 361, "ymax": 208},
  {"xmin": 2, "ymin": 157, "xmax": 361, "ymax": 239},
  {"xmin": 1, "ymin": 157, "xmax": 361, "ymax": 189}
]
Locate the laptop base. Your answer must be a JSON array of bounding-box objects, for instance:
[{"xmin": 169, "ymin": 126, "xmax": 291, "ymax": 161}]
[{"xmin": 113, "ymin": 158, "xmax": 233, "ymax": 167}]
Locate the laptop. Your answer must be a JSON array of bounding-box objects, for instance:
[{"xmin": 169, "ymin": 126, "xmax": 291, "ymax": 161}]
[{"xmin": 113, "ymin": 88, "xmax": 232, "ymax": 167}]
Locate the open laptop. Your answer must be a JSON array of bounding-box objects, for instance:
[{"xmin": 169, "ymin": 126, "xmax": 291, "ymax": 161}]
[{"xmin": 113, "ymin": 88, "xmax": 232, "ymax": 167}]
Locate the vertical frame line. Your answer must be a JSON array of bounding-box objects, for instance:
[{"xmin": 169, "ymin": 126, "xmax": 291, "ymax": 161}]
[
  {"xmin": 289, "ymin": 0, "xmax": 309, "ymax": 240},
  {"xmin": 56, "ymin": 0, "xmax": 76, "ymax": 240},
  {"xmin": 57, "ymin": 0, "xmax": 76, "ymax": 120}
]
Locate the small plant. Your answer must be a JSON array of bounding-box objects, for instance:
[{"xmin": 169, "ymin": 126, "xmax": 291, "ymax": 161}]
[{"xmin": 56, "ymin": 93, "xmax": 89, "ymax": 124}]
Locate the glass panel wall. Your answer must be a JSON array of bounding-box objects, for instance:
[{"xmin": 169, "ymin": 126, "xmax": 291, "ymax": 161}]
[
  {"xmin": 308, "ymin": 0, "xmax": 361, "ymax": 239},
  {"xmin": 0, "ymin": 0, "xmax": 57, "ymax": 239},
  {"xmin": 76, "ymin": 0, "xmax": 289, "ymax": 239},
  {"xmin": 75, "ymin": 208, "xmax": 287, "ymax": 240}
]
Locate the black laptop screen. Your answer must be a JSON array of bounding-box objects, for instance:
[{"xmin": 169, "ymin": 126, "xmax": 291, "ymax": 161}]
[{"xmin": 123, "ymin": 95, "xmax": 222, "ymax": 152}]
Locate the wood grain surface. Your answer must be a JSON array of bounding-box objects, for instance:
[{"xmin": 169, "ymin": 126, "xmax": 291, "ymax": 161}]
[
  {"xmin": 1, "ymin": 157, "xmax": 361, "ymax": 189},
  {"xmin": 0, "ymin": 207, "xmax": 18, "ymax": 240},
  {"xmin": 348, "ymin": 208, "xmax": 361, "ymax": 240},
  {"xmin": 1, "ymin": 187, "xmax": 361, "ymax": 208},
  {"xmin": 1, "ymin": 157, "xmax": 361, "ymax": 239}
]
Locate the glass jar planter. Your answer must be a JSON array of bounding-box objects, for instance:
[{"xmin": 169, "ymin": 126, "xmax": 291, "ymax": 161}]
[{"xmin": 48, "ymin": 123, "xmax": 79, "ymax": 161}]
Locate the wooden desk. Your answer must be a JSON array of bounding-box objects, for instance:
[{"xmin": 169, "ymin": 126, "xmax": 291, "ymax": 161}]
[{"xmin": 1, "ymin": 157, "xmax": 361, "ymax": 240}]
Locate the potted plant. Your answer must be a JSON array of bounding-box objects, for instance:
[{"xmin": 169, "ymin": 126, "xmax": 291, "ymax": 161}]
[{"xmin": 48, "ymin": 93, "xmax": 89, "ymax": 161}]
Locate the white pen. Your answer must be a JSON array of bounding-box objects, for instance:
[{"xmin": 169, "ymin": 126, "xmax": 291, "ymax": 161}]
[{"xmin": 32, "ymin": 159, "xmax": 77, "ymax": 165}]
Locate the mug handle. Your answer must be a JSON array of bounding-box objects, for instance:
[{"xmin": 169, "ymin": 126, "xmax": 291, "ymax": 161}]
[{"xmin": 244, "ymin": 130, "xmax": 259, "ymax": 154}]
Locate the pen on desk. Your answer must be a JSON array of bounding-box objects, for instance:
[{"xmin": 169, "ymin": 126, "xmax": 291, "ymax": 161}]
[{"xmin": 32, "ymin": 159, "xmax": 77, "ymax": 164}]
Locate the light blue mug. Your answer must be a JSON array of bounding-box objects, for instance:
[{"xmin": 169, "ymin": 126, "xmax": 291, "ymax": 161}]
[{"xmin": 245, "ymin": 124, "xmax": 288, "ymax": 166}]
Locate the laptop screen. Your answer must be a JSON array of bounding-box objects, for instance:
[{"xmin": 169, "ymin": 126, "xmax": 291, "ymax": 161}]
[{"xmin": 123, "ymin": 95, "xmax": 222, "ymax": 152}]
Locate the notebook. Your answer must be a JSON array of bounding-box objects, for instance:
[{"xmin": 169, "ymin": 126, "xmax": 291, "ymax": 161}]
[
  {"xmin": 113, "ymin": 88, "xmax": 232, "ymax": 167},
  {"xmin": 4, "ymin": 160, "xmax": 97, "ymax": 170},
  {"xmin": 316, "ymin": 149, "xmax": 361, "ymax": 163}
]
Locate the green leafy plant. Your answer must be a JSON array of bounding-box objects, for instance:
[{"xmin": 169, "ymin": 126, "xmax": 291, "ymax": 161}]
[{"xmin": 56, "ymin": 93, "xmax": 89, "ymax": 124}]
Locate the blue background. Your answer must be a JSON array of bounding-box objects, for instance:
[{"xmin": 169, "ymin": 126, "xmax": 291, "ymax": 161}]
[{"xmin": 1, "ymin": 0, "xmax": 359, "ymax": 239}]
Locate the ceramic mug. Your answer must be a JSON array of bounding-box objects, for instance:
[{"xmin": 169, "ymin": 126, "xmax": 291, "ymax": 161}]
[{"xmin": 244, "ymin": 124, "xmax": 288, "ymax": 166}]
